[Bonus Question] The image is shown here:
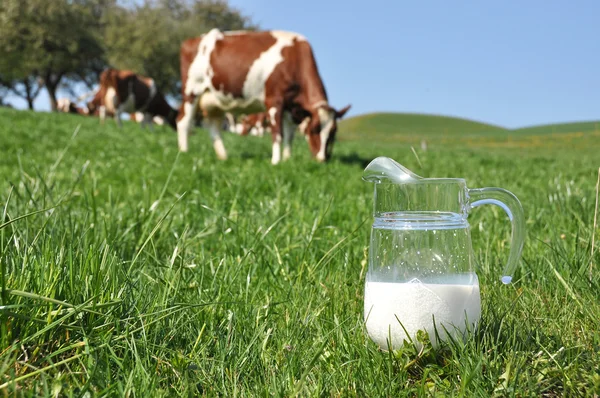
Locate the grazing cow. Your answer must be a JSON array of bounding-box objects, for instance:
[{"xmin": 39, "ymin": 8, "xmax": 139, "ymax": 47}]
[
  {"xmin": 76, "ymin": 91, "xmax": 153, "ymax": 126},
  {"xmin": 56, "ymin": 98, "xmax": 90, "ymax": 115},
  {"xmin": 87, "ymin": 69, "xmax": 177, "ymax": 130},
  {"xmin": 177, "ymin": 29, "xmax": 351, "ymax": 163}
]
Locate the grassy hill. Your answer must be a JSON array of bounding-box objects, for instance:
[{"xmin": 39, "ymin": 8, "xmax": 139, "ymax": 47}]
[
  {"xmin": 339, "ymin": 112, "xmax": 507, "ymax": 142},
  {"xmin": 340, "ymin": 112, "xmax": 600, "ymax": 137},
  {"xmin": 513, "ymin": 120, "xmax": 600, "ymax": 135},
  {"xmin": 338, "ymin": 112, "xmax": 600, "ymax": 153}
]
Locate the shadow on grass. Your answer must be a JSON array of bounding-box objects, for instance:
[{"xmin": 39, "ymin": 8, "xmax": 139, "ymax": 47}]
[
  {"xmin": 336, "ymin": 152, "xmax": 372, "ymax": 168},
  {"xmin": 239, "ymin": 151, "xmax": 268, "ymax": 160}
]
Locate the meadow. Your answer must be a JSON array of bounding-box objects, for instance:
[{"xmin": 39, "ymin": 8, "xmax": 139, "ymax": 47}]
[{"xmin": 0, "ymin": 107, "xmax": 599, "ymax": 396}]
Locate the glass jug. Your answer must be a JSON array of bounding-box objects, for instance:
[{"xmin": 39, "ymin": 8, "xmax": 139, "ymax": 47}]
[{"xmin": 362, "ymin": 157, "xmax": 525, "ymax": 350}]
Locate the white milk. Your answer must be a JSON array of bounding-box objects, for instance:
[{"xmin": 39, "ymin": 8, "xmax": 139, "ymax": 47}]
[{"xmin": 364, "ymin": 275, "xmax": 481, "ymax": 350}]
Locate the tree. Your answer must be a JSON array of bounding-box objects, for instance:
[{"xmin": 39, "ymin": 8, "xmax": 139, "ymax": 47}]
[
  {"xmin": 0, "ymin": 0, "xmax": 254, "ymax": 109},
  {"xmin": 0, "ymin": 85, "xmax": 8, "ymax": 107},
  {"xmin": 0, "ymin": 75, "xmax": 42, "ymax": 110},
  {"xmin": 103, "ymin": 0, "xmax": 256, "ymax": 99},
  {"xmin": 0, "ymin": 0, "xmax": 108, "ymax": 111},
  {"xmin": 0, "ymin": 3, "xmax": 42, "ymax": 110}
]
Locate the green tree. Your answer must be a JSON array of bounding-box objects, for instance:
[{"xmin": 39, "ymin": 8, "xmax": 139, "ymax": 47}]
[
  {"xmin": 103, "ymin": 0, "xmax": 256, "ymax": 99},
  {"xmin": 0, "ymin": 85, "xmax": 8, "ymax": 107},
  {"xmin": 0, "ymin": 3, "xmax": 42, "ymax": 111},
  {"xmin": 0, "ymin": 75, "xmax": 42, "ymax": 110},
  {"xmin": 0, "ymin": 0, "xmax": 109, "ymax": 111}
]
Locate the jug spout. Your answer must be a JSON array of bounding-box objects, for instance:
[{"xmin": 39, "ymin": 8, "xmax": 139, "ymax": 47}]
[
  {"xmin": 362, "ymin": 157, "xmax": 423, "ymax": 184},
  {"xmin": 363, "ymin": 156, "xmax": 470, "ymax": 216}
]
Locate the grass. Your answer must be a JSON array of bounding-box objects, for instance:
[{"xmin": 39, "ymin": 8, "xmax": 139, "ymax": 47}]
[{"xmin": 0, "ymin": 107, "xmax": 599, "ymax": 396}]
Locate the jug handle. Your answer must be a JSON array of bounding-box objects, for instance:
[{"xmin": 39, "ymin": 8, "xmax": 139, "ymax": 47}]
[{"xmin": 468, "ymin": 188, "xmax": 525, "ymax": 284}]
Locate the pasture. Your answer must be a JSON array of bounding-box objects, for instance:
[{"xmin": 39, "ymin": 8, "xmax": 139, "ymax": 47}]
[{"xmin": 0, "ymin": 107, "xmax": 599, "ymax": 396}]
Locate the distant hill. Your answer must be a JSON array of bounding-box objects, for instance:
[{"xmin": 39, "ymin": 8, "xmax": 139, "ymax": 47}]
[
  {"xmin": 512, "ymin": 120, "xmax": 600, "ymax": 135},
  {"xmin": 338, "ymin": 112, "xmax": 600, "ymax": 143},
  {"xmin": 338, "ymin": 112, "xmax": 507, "ymax": 142}
]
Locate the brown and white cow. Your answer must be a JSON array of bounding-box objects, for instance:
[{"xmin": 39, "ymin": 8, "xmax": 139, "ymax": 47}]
[
  {"xmin": 225, "ymin": 112, "xmax": 271, "ymax": 137},
  {"xmin": 239, "ymin": 112, "xmax": 270, "ymax": 137},
  {"xmin": 177, "ymin": 29, "xmax": 350, "ymax": 164},
  {"xmin": 224, "ymin": 112, "xmax": 271, "ymax": 137},
  {"xmin": 87, "ymin": 68, "xmax": 178, "ymax": 130},
  {"xmin": 231, "ymin": 111, "xmax": 311, "ymax": 138}
]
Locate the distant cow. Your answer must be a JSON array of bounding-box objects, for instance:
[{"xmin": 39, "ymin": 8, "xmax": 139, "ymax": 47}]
[
  {"xmin": 59, "ymin": 94, "xmax": 133, "ymax": 121},
  {"xmin": 225, "ymin": 112, "xmax": 270, "ymax": 137},
  {"xmin": 56, "ymin": 98, "xmax": 89, "ymax": 115},
  {"xmin": 87, "ymin": 69, "xmax": 177, "ymax": 130},
  {"xmin": 239, "ymin": 112, "xmax": 270, "ymax": 137},
  {"xmin": 228, "ymin": 111, "xmax": 311, "ymax": 138},
  {"xmin": 177, "ymin": 29, "xmax": 350, "ymax": 164}
]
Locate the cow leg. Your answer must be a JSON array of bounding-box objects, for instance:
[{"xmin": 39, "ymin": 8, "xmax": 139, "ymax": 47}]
[
  {"xmin": 114, "ymin": 103, "xmax": 125, "ymax": 128},
  {"xmin": 225, "ymin": 113, "xmax": 237, "ymax": 134},
  {"xmin": 206, "ymin": 117, "xmax": 228, "ymax": 160},
  {"xmin": 176, "ymin": 96, "xmax": 199, "ymax": 152},
  {"xmin": 144, "ymin": 113, "xmax": 154, "ymax": 131},
  {"xmin": 272, "ymin": 134, "xmax": 282, "ymax": 165},
  {"xmin": 99, "ymin": 106, "xmax": 106, "ymax": 125},
  {"xmin": 282, "ymin": 111, "xmax": 295, "ymax": 161},
  {"xmin": 254, "ymin": 121, "xmax": 265, "ymax": 137},
  {"xmin": 114, "ymin": 109, "xmax": 123, "ymax": 128},
  {"xmin": 268, "ymin": 105, "xmax": 284, "ymax": 165},
  {"xmin": 109, "ymin": 95, "xmax": 123, "ymax": 128}
]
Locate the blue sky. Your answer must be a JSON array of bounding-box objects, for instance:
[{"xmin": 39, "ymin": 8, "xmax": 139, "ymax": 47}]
[{"xmin": 7, "ymin": 0, "xmax": 599, "ymax": 128}]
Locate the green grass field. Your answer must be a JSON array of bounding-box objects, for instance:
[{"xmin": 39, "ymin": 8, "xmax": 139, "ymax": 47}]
[
  {"xmin": 341, "ymin": 112, "xmax": 600, "ymax": 154},
  {"xmin": 1, "ymin": 108, "xmax": 599, "ymax": 396}
]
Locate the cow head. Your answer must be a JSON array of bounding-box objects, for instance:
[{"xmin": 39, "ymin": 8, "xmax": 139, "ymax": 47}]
[
  {"xmin": 86, "ymin": 94, "xmax": 101, "ymax": 115},
  {"xmin": 304, "ymin": 104, "xmax": 351, "ymax": 162}
]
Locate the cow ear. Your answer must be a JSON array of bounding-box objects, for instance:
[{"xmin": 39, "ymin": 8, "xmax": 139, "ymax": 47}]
[{"xmin": 334, "ymin": 104, "xmax": 351, "ymax": 119}]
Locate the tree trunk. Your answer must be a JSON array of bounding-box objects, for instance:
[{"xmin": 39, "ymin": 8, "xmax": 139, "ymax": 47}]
[
  {"xmin": 46, "ymin": 83, "xmax": 58, "ymax": 111},
  {"xmin": 44, "ymin": 71, "xmax": 63, "ymax": 112},
  {"xmin": 23, "ymin": 79, "xmax": 35, "ymax": 110}
]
